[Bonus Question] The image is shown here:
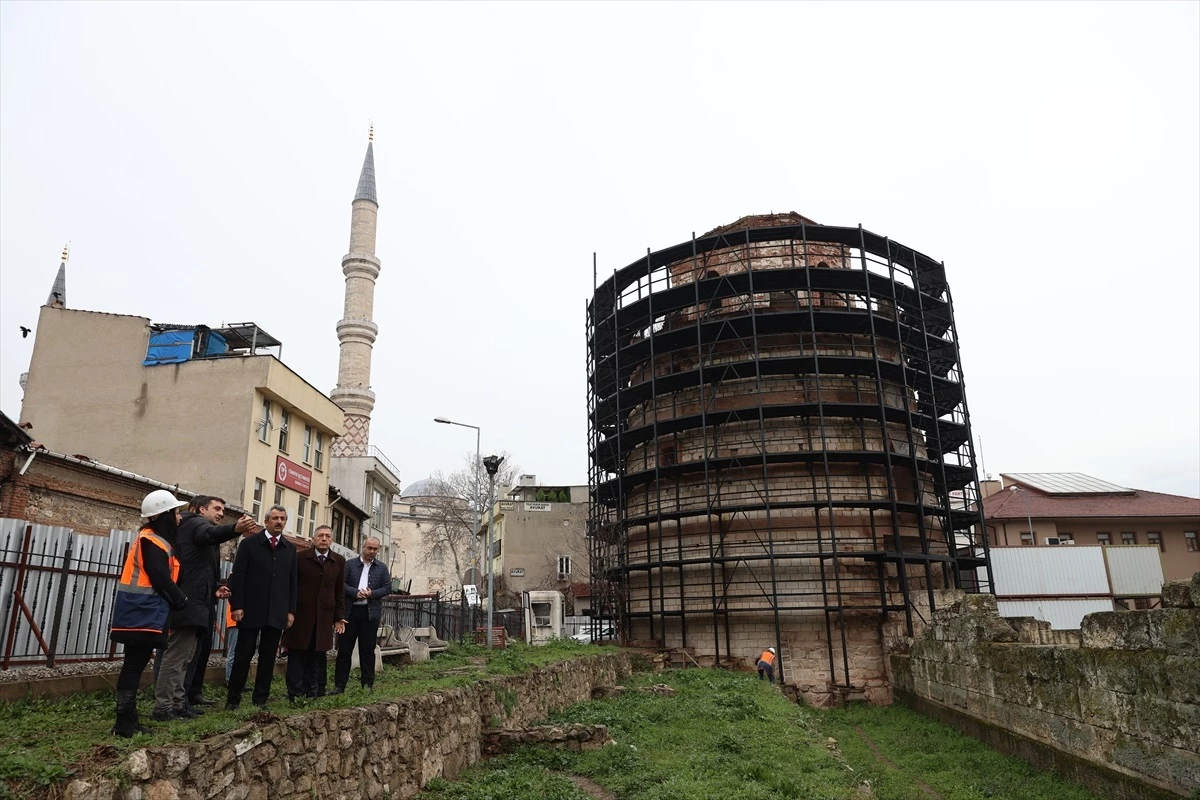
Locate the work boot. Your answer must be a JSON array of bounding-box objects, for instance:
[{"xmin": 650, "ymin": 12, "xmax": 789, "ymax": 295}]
[{"xmin": 113, "ymin": 690, "xmax": 152, "ymax": 738}]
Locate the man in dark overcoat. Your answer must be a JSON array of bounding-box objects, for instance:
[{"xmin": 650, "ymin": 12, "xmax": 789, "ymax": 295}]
[
  {"xmin": 153, "ymin": 495, "xmax": 256, "ymax": 720},
  {"xmin": 225, "ymin": 504, "xmax": 297, "ymax": 709},
  {"xmin": 283, "ymin": 525, "xmax": 346, "ymax": 702}
]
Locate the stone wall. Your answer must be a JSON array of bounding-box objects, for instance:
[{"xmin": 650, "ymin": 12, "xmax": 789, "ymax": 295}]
[
  {"xmin": 889, "ymin": 576, "xmax": 1200, "ymax": 799},
  {"xmin": 62, "ymin": 652, "xmax": 640, "ymax": 800}
]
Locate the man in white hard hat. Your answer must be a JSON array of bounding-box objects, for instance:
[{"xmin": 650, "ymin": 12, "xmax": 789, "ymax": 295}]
[
  {"xmin": 109, "ymin": 490, "xmax": 189, "ymax": 737},
  {"xmin": 756, "ymin": 646, "xmax": 778, "ymax": 684}
]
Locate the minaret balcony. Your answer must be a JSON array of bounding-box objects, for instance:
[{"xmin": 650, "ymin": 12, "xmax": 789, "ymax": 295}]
[
  {"xmin": 336, "ymin": 318, "xmax": 379, "ymax": 344},
  {"xmin": 330, "ymin": 385, "xmax": 376, "ymax": 408},
  {"xmin": 342, "ymin": 252, "xmax": 381, "ymax": 280}
]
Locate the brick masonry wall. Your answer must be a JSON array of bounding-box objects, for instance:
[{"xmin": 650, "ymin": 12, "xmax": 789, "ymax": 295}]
[
  {"xmin": 0, "ymin": 449, "xmax": 155, "ymax": 535},
  {"xmin": 60, "ymin": 652, "xmax": 641, "ymax": 800},
  {"xmin": 889, "ymin": 577, "xmax": 1200, "ymax": 798}
]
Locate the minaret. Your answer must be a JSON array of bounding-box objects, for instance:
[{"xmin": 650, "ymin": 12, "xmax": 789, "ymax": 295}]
[
  {"xmin": 47, "ymin": 244, "xmax": 68, "ymax": 308},
  {"xmin": 330, "ymin": 128, "xmax": 380, "ymax": 457}
]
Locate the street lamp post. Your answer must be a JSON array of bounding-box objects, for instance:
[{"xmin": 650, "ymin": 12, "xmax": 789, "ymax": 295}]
[
  {"xmin": 482, "ymin": 454, "xmax": 505, "ymax": 648},
  {"xmin": 1009, "ymin": 485, "xmax": 1035, "ymax": 543},
  {"xmin": 433, "ymin": 417, "xmax": 483, "ymax": 583}
]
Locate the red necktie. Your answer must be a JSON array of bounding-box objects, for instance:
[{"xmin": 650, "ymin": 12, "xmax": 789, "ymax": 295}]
[{"xmin": 269, "ymin": 537, "xmax": 278, "ymax": 550}]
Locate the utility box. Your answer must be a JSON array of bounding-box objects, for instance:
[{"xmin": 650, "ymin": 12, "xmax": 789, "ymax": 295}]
[{"xmin": 522, "ymin": 590, "xmax": 564, "ymax": 645}]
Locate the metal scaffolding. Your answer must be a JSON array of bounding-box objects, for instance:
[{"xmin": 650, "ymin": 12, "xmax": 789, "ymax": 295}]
[{"xmin": 586, "ymin": 218, "xmax": 990, "ymax": 696}]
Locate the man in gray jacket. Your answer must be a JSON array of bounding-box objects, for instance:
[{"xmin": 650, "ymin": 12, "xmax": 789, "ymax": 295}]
[{"xmin": 332, "ymin": 537, "xmax": 391, "ymax": 693}]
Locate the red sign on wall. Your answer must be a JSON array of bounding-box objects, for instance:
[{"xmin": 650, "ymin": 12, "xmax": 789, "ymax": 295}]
[{"xmin": 276, "ymin": 456, "xmax": 312, "ymax": 496}]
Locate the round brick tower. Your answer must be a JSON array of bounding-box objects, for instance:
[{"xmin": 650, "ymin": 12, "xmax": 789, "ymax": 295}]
[{"xmin": 586, "ymin": 214, "xmax": 989, "ymax": 706}]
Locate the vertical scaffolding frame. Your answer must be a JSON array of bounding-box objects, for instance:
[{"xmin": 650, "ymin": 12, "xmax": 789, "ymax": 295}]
[{"xmin": 586, "ymin": 220, "xmax": 989, "ymax": 695}]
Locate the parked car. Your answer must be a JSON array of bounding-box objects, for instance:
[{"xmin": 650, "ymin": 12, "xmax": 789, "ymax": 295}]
[{"xmin": 570, "ymin": 624, "xmax": 617, "ymax": 643}]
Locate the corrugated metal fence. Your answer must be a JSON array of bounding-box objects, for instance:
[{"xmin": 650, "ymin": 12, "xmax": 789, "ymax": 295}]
[{"xmin": 0, "ymin": 519, "xmax": 136, "ymax": 667}]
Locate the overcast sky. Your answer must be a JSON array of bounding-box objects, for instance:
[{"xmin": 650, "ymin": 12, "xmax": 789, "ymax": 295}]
[{"xmin": 1, "ymin": 2, "xmax": 1197, "ymax": 498}]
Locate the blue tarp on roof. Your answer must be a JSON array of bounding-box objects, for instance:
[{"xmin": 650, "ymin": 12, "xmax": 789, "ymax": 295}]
[{"xmin": 144, "ymin": 330, "xmax": 194, "ymax": 365}]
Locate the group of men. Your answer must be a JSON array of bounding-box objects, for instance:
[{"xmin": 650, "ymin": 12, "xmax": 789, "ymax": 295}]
[{"xmin": 151, "ymin": 496, "xmax": 393, "ymax": 717}]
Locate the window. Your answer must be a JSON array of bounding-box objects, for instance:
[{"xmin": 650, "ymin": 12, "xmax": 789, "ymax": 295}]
[
  {"xmin": 1058, "ymin": 533, "xmax": 1074, "ymax": 544},
  {"xmin": 297, "ymin": 497, "xmax": 306, "ymax": 535},
  {"xmin": 1147, "ymin": 532, "xmax": 1163, "ymax": 552},
  {"xmin": 1121, "ymin": 532, "xmax": 1137, "ymax": 545},
  {"xmin": 532, "ymin": 601, "xmax": 552, "ymax": 627},
  {"xmin": 309, "ymin": 501, "xmax": 318, "ymax": 536},
  {"xmin": 557, "ymin": 555, "xmax": 572, "ymax": 577},
  {"xmin": 1186, "ymin": 532, "xmax": 1198, "ymax": 552},
  {"xmin": 490, "ymin": 538, "xmax": 502, "ymax": 558},
  {"xmin": 303, "ymin": 425, "xmax": 313, "ymax": 464},
  {"xmin": 274, "ymin": 485, "xmax": 284, "ymax": 505},
  {"xmin": 408, "ymin": 504, "xmax": 417, "ymax": 517},
  {"xmin": 252, "ymin": 479, "xmax": 264, "ymax": 519},
  {"xmin": 258, "ymin": 399, "xmax": 271, "ymax": 443},
  {"xmin": 345, "ymin": 519, "xmax": 357, "ymax": 550},
  {"xmin": 659, "ymin": 443, "xmax": 677, "ymax": 468},
  {"xmin": 371, "ymin": 487, "xmax": 385, "ymax": 531},
  {"xmin": 331, "ymin": 510, "xmax": 344, "ymax": 545},
  {"xmin": 1020, "ymin": 532, "xmax": 1035, "ymax": 546},
  {"xmin": 315, "ymin": 432, "xmax": 324, "ymax": 471},
  {"xmin": 1097, "ymin": 532, "xmax": 1112, "ymax": 545},
  {"xmin": 278, "ymin": 410, "xmax": 290, "ymax": 452}
]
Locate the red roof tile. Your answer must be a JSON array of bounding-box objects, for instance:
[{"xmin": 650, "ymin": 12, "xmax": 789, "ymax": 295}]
[{"xmin": 982, "ymin": 486, "xmax": 1200, "ymax": 520}]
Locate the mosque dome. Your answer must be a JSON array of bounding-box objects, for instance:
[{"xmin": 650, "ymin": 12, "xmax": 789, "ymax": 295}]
[{"xmin": 400, "ymin": 478, "xmax": 445, "ymax": 498}]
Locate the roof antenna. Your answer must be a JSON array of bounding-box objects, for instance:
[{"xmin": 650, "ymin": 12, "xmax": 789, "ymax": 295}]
[{"xmin": 977, "ymin": 435, "xmax": 990, "ymax": 481}]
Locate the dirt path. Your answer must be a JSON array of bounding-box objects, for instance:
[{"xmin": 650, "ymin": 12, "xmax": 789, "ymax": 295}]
[
  {"xmin": 555, "ymin": 772, "xmax": 617, "ymax": 800},
  {"xmin": 853, "ymin": 725, "xmax": 944, "ymax": 800}
]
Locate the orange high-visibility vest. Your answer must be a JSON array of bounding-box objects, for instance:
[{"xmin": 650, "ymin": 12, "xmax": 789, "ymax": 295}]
[
  {"xmin": 111, "ymin": 528, "xmax": 179, "ymax": 636},
  {"xmin": 225, "ymin": 600, "xmax": 237, "ymax": 630},
  {"xmin": 757, "ymin": 649, "xmax": 776, "ymax": 667}
]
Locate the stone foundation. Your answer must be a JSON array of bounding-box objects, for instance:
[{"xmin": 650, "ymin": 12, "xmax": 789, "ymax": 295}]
[
  {"xmin": 889, "ymin": 575, "xmax": 1200, "ymax": 798},
  {"xmin": 61, "ymin": 652, "xmax": 640, "ymax": 800}
]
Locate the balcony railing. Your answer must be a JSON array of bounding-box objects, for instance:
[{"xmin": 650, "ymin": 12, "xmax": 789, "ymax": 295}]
[{"xmin": 367, "ymin": 445, "xmax": 400, "ymax": 481}]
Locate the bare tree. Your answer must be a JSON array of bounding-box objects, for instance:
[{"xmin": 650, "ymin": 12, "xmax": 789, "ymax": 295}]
[{"xmin": 413, "ymin": 450, "xmax": 520, "ymax": 589}]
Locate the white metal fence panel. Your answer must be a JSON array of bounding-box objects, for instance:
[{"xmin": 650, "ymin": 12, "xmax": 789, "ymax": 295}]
[
  {"xmin": 997, "ymin": 598, "xmax": 1114, "ymax": 630},
  {"xmin": 1104, "ymin": 546, "xmax": 1165, "ymax": 596},
  {"xmin": 989, "ymin": 546, "xmax": 1109, "ymax": 597}
]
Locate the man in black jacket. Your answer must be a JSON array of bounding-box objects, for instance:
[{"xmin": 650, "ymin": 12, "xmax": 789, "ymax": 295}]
[
  {"xmin": 152, "ymin": 496, "xmax": 256, "ymax": 721},
  {"xmin": 226, "ymin": 504, "xmax": 297, "ymax": 710}
]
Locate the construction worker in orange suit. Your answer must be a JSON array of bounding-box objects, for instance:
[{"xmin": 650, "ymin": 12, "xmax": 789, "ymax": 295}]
[{"xmin": 756, "ymin": 646, "xmax": 778, "ymax": 684}]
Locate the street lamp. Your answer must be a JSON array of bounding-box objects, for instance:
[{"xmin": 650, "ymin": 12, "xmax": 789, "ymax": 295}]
[
  {"xmin": 482, "ymin": 454, "xmax": 505, "ymax": 648},
  {"xmin": 1009, "ymin": 485, "xmax": 1035, "ymax": 544},
  {"xmin": 433, "ymin": 417, "xmax": 482, "ymax": 584}
]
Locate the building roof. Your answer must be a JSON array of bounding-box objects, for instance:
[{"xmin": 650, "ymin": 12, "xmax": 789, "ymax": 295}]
[
  {"xmin": 355, "ymin": 140, "xmax": 377, "ymax": 204},
  {"xmin": 983, "ymin": 481, "xmax": 1200, "ymax": 521},
  {"xmin": 703, "ymin": 212, "xmax": 820, "ymax": 238},
  {"xmin": 0, "ymin": 411, "xmax": 33, "ymax": 448},
  {"xmin": 400, "ymin": 477, "xmax": 445, "ymax": 498},
  {"xmin": 1003, "ymin": 472, "xmax": 1132, "ymax": 495}
]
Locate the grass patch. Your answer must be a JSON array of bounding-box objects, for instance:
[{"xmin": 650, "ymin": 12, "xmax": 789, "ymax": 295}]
[
  {"xmin": 820, "ymin": 702, "xmax": 1103, "ymax": 800},
  {"xmin": 420, "ymin": 669, "xmax": 859, "ymax": 800},
  {"xmin": 420, "ymin": 670, "xmax": 1108, "ymax": 800},
  {"xmin": 0, "ymin": 638, "xmax": 612, "ymax": 798}
]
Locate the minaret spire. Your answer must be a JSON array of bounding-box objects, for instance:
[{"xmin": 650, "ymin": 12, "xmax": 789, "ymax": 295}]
[
  {"xmin": 331, "ymin": 130, "xmax": 381, "ymax": 457},
  {"xmin": 47, "ymin": 243, "xmax": 68, "ymax": 308}
]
